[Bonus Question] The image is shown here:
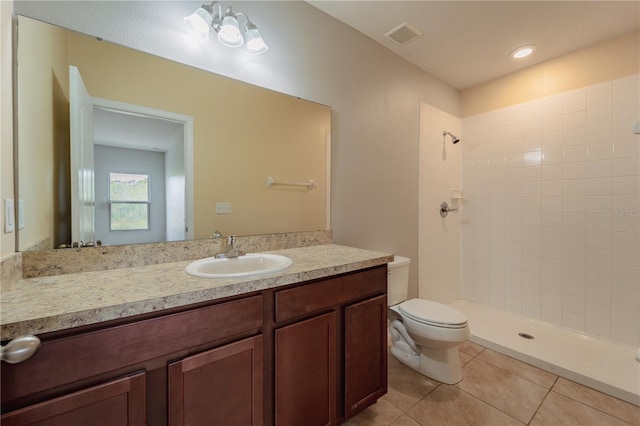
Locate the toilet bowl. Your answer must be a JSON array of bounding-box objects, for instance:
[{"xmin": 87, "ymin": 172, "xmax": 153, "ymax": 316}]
[{"xmin": 387, "ymin": 256, "xmax": 470, "ymax": 384}]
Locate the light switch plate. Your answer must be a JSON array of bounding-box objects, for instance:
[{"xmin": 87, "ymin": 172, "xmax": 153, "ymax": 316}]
[
  {"xmin": 215, "ymin": 202, "xmax": 232, "ymax": 214},
  {"xmin": 4, "ymin": 199, "xmax": 15, "ymax": 233}
]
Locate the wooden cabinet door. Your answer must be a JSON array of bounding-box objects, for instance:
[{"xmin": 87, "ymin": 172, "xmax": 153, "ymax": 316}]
[
  {"xmin": 168, "ymin": 335, "xmax": 263, "ymax": 426},
  {"xmin": 344, "ymin": 295, "xmax": 387, "ymax": 419},
  {"xmin": 275, "ymin": 312, "xmax": 337, "ymax": 426},
  {"xmin": 0, "ymin": 371, "xmax": 145, "ymax": 426}
]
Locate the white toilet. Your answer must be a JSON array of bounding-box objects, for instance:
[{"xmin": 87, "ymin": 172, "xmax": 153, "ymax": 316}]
[{"xmin": 387, "ymin": 255, "xmax": 470, "ymax": 384}]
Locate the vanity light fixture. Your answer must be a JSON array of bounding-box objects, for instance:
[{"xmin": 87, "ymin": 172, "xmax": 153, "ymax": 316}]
[
  {"xmin": 184, "ymin": 2, "xmax": 268, "ymax": 55},
  {"xmin": 510, "ymin": 44, "xmax": 536, "ymax": 59}
]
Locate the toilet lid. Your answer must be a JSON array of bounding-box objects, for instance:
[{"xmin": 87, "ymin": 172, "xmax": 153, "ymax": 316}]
[{"xmin": 398, "ymin": 299, "xmax": 468, "ymax": 328}]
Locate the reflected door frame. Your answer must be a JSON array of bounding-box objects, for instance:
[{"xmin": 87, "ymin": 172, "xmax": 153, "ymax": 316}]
[{"xmin": 92, "ymin": 97, "xmax": 194, "ymax": 242}]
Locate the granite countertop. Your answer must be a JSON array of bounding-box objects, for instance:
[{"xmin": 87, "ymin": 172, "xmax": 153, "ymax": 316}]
[{"xmin": 1, "ymin": 244, "xmax": 393, "ymax": 340}]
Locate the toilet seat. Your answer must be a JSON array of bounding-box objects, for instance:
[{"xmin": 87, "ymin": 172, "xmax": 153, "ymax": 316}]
[{"xmin": 398, "ymin": 299, "xmax": 468, "ymax": 329}]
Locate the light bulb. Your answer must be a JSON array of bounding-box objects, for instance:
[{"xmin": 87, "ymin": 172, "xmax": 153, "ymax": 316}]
[
  {"xmin": 245, "ymin": 25, "xmax": 268, "ymax": 55},
  {"xmin": 218, "ymin": 14, "xmax": 243, "ymax": 47},
  {"xmin": 511, "ymin": 45, "xmax": 536, "ymax": 59},
  {"xmin": 184, "ymin": 7, "xmax": 213, "ymax": 40}
]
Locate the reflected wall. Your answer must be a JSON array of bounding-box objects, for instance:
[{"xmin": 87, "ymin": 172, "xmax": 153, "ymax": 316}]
[{"xmin": 17, "ymin": 16, "xmax": 330, "ymax": 250}]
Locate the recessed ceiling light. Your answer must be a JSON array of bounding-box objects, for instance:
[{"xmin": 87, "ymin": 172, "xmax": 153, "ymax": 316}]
[{"xmin": 510, "ymin": 44, "xmax": 536, "ymax": 59}]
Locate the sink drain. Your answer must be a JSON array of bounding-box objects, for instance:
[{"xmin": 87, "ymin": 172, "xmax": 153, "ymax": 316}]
[{"xmin": 518, "ymin": 332, "xmax": 535, "ymax": 340}]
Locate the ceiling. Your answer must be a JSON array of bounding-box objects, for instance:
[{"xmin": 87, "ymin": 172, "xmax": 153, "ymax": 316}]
[
  {"xmin": 93, "ymin": 107, "xmax": 184, "ymax": 152},
  {"xmin": 307, "ymin": 1, "xmax": 640, "ymax": 90}
]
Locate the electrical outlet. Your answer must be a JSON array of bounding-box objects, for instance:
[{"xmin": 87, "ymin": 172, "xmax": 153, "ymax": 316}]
[
  {"xmin": 4, "ymin": 199, "xmax": 15, "ymax": 233},
  {"xmin": 215, "ymin": 202, "xmax": 232, "ymax": 214}
]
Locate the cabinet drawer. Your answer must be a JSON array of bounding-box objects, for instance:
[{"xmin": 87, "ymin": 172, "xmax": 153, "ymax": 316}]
[
  {"xmin": 275, "ymin": 266, "xmax": 386, "ymax": 323},
  {"xmin": 2, "ymin": 295, "xmax": 263, "ymax": 404}
]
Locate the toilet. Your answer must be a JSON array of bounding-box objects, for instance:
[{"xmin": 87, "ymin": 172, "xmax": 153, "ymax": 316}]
[{"xmin": 387, "ymin": 255, "xmax": 470, "ymax": 384}]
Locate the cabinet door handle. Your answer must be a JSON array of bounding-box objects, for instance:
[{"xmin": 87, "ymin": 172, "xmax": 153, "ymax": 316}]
[{"xmin": 1, "ymin": 335, "xmax": 41, "ymax": 364}]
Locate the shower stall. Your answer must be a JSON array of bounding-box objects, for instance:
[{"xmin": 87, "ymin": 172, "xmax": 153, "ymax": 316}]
[{"xmin": 419, "ymin": 73, "xmax": 640, "ymax": 405}]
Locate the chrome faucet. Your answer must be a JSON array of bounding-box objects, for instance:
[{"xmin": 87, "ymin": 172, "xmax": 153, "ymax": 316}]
[
  {"xmin": 213, "ymin": 232, "xmax": 245, "ymax": 258},
  {"xmin": 225, "ymin": 235, "xmax": 244, "ymax": 258}
]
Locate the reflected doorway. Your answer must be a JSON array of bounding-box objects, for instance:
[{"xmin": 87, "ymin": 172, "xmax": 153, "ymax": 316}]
[{"xmin": 92, "ymin": 98, "xmax": 194, "ymax": 246}]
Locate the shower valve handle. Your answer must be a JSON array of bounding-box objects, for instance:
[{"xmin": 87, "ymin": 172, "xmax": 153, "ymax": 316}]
[{"xmin": 440, "ymin": 202, "xmax": 458, "ymax": 218}]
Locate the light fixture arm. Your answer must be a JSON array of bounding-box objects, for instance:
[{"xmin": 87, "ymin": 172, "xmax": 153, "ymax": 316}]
[
  {"xmin": 234, "ymin": 12, "xmax": 252, "ymax": 29},
  {"xmin": 202, "ymin": 1, "xmax": 223, "ymax": 32},
  {"xmin": 207, "ymin": 8, "xmax": 255, "ymax": 33}
]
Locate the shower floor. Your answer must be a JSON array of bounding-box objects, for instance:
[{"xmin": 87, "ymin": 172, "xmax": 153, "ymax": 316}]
[{"xmin": 450, "ymin": 300, "xmax": 640, "ymax": 406}]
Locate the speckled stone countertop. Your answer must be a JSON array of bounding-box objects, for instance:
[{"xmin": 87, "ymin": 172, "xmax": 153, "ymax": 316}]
[{"xmin": 1, "ymin": 244, "xmax": 393, "ymax": 340}]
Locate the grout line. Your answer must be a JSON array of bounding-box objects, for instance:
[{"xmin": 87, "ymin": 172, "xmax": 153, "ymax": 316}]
[
  {"xmin": 527, "ymin": 378, "xmax": 557, "ymax": 425},
  {"xmin": 453, "ymin": 385, "xmax": 528, "ymax": 425},
  {"xmin": 547, "ymin": 384, "xmax": 639, "ymax": 425},
  {"xmin": 474, "ymin": 347, "xmax": 561, "ymax": 390}
]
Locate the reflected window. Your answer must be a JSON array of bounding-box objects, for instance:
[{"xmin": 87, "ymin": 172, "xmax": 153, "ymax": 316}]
[{"xmin": 109, "ymin": 172, "xmax": 150, "ymax": 230}]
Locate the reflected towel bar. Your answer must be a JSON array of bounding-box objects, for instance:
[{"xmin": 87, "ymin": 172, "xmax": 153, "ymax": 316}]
[{"xmin": 266, "ymin": 176, "xmax": 315, "ymax": 189}]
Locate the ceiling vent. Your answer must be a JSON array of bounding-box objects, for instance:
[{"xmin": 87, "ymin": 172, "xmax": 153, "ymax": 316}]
[{"xmin": 384, "ymin": 21, "xmax": 423, "ymax": 46}]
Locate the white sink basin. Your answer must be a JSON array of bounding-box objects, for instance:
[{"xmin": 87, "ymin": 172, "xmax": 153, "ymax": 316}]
[{"xmin": 185, "ymin": 254, "xmax": 293, "ymax": 279}]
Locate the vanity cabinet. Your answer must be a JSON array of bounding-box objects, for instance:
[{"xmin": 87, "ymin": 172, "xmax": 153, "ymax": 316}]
[
  {"xmin": 1, "ymin": 295, "xmax": 264, "ymax": 426},
  {"xmin": 1, "ymin": 265, "xmax": 388, "ymax": 426},
  {"xmin": 273, "ymin": 265, "xmax": 387, "ymax": 425}
]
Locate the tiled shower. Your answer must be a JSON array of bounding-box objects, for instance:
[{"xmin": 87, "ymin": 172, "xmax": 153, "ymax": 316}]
[
  {"xmin": 420, "ymin": 74, "xmax": 639, "ymax": 348},
  {"xmin": 458, "ymin": 74, "xmax": 640, "ymax": 347}
]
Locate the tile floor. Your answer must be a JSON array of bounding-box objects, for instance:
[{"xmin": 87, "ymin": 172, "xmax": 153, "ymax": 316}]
[{"xmin": 346, "ymin": 341, "xmax": 640, "ymax": 426}]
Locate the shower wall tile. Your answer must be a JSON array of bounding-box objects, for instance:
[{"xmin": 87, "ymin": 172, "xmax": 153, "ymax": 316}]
[
  {"xmin": 586, "ymin": 81, "xmax": 612, "ymax": 107},
  {"xmin": 461, "ymin": 73, "xmax": 640, "ymax": 346},
  {"xmin": 563, "ymin": 88, "xmax": 587, "ymax": 113}
]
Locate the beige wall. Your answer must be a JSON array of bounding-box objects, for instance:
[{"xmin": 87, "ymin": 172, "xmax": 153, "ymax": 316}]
[
  {"xmin": 1, "ymin": 1, "xmax": 15, "ymax": 258},
  {"xmin": 17, "ymin": 19, "xmax": 329, "ymax": 249},
  {"xmin": 67, "ymin": 31, "xmax": 329, "ymax": 240},
  {"xmin": 16, "ymin": 16, "xmax": 69, "ymax": 251},
  {"xmin": 461, "ymin": 30, "xmax": 640, "ymax": 117},
  {"xmin": 11, "ymin": 3, "xmax": 458, "ymax": 300}
]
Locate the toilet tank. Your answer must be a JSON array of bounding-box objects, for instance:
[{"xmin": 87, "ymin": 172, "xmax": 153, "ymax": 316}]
[{"xmin": 387, "ymin": 255, "xmax": 411, "ymax": 306}]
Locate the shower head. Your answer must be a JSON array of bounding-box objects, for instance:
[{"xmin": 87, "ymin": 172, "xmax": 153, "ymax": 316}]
[{"xmin": 443, "ymin": 131, "xmax": 460, "ymax": 144}]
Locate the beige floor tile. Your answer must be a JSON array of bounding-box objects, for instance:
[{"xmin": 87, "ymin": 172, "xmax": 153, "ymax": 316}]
[
  {"xmin": 407, "ymin": 385, "xmax": 524, "ymax": 426},
  {"xmin": 552, "ymin": 377, "xmax": 640, "ymax": 425},
  {"xmin": 476, "ymin": 349, "xmax": 558, "ymax": 389},
  {"xmin": 459, "ymin": 350, "xmax": 474, "ymax": 366},
  {"xmin": 457, "ymin": 358, "xmax": 549, "ymax": 424},
  {"xmin": 530, "ymin": 391, "xmax": 631, "ymax": 426},
  {"xmin": 345, "ymin": 397, "xmax": 404, "ymax": 426},
  {"xmin": 385, "ymin": 352, "xmax": 439, "ymax": 412},
  {"xmin": 459, "ymin": 340, "xmax": 484, "ymax": 357},
  {"xmin": 390, "ymin": 414, "xmax": 422, "ymax": 426}
]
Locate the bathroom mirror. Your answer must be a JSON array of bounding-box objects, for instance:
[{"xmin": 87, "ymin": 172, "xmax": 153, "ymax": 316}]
[{"xmin": 16, "ymin": 16, "xmax": 331, "ymax": 251}]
